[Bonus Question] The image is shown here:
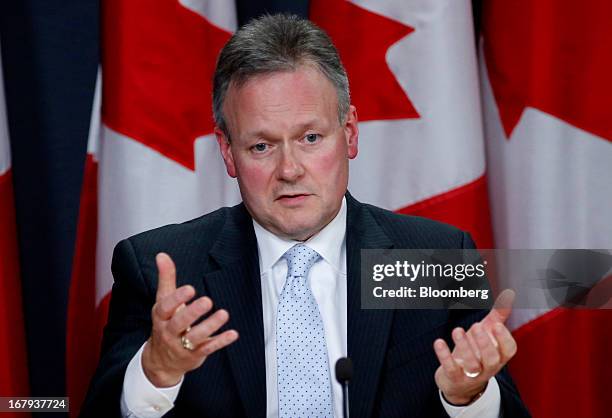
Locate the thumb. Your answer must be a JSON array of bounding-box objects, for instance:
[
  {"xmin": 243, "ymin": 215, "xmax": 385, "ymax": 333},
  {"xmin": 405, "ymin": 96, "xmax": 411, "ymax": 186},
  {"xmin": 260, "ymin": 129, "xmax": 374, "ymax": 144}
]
[
  {"xmin": 489, "ymin": 288, "xmax": 515, "ymax": 324},
  {"xmin": 156, "ymin": 252, "xmax": 177, "ymax": 301}
]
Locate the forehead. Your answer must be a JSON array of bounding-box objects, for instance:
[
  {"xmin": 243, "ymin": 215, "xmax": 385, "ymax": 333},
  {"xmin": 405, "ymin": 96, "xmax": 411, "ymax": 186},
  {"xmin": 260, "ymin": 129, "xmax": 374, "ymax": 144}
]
[{"xmin": 223, "ymin": 66, "xmax": 339, "ymax": 138}]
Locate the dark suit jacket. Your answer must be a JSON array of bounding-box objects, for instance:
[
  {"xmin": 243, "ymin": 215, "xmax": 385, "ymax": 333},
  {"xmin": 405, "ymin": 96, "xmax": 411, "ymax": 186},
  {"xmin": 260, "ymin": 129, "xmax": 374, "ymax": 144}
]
[{"xmin": 80, "ymin": 193, "xmax": 530, "ymax": 417}]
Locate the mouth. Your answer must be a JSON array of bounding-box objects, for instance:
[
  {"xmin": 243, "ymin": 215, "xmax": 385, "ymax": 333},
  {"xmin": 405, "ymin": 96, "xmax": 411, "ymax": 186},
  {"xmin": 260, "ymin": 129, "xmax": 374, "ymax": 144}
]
[{"xmin": 275, "ymin": 193, "xmax": 312, "ymax": 205}]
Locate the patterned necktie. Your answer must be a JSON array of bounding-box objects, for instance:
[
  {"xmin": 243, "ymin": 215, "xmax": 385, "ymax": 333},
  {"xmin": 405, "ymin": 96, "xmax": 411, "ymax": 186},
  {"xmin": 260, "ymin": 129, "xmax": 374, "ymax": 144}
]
[{"xmin": 277, "ymin": 244, "xmax": 333, "ymax": 418}]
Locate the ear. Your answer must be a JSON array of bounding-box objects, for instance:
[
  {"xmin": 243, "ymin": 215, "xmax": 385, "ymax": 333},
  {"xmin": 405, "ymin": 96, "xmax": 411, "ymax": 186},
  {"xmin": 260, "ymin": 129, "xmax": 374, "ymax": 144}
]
[
  {"xmin": 215, "ymin": 127, "xmax": 237, "ymax": 178},
  {"xmin": 344, "ymin": 105, "xmax": 359, "ymax": 159}
]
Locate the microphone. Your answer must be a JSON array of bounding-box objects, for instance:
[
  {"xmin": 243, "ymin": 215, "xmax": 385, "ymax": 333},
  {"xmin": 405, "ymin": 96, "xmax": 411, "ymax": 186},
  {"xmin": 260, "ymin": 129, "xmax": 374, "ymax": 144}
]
[{"xmin": 335, "ymin": 357, "xmax": 353, "ymax": 418}]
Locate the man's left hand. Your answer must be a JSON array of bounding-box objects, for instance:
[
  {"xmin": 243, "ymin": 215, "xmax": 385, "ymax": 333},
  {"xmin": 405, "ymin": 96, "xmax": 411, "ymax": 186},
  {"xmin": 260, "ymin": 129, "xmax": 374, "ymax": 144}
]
[{"xmin": 433, "ymin": 289, "xmax": 517, "ymax": 405}]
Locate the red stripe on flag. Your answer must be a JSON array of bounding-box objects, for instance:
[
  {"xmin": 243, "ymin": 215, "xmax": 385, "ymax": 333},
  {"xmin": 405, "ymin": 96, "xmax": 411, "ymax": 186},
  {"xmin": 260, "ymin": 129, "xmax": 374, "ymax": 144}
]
[
  {"xmin": 66, "ymin": 155, "xmax": 108, "ymax": 416},
  {"xmin": 0, "ymin": 170, "xmax": 30, "ymax": 415},
  {"xmin": 396, "ymin": 175, "xmax": 494, "ymax": 249},
  {"xmin": 510, "ymin": 308, "xmax": 612, "ymax": 418},
  {"xmin": 483, "ymin": 0, "xmax": 612, "ymax": 142}
]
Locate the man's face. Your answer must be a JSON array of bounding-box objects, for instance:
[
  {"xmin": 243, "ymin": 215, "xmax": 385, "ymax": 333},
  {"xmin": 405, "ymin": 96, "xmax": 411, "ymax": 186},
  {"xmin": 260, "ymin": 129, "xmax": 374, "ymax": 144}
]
[{"xmin": 215, "ymin": 65, "xmax": 359, "ymax": 241}]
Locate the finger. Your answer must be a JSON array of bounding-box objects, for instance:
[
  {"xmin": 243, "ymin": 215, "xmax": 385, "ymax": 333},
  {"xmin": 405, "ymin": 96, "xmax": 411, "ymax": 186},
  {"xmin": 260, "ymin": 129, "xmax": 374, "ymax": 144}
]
[
  {"xmin": 154, "ymin": 285, "xmax": 195, "ymax": 320},
  {"xmin": 451, "ymin": 328, "xmax": 482, "ymax": 375},
  {"xmin": 468, "ymin": 321, "xmax": 498, "ymax": 351},
  {"xmin": 167, "ymin": 296, "xmax": 213, "ymax": 335},
  {"xmin": 433, "ymin": 339, "xmax": 462, "ymax": 381},
  {"xmin": 464, "ymin": 327, "xmax": 482, "ymax": 361},
  {"xmin": 196, "ymin": 330, "xmax": 239, "ymax": 357},
  {"xmin": 474, "ymin": 324, "xmax": 501, "ymax": 373},
  {"xmin": 156, "ymin": 253, "xmax": 177, "ymax": 301},
  {"xmin": 485, "ymin": 289, "xmax": 515, "ymax": 324},
  {"xmin": 492, "ymin": 322, "xmax": 518, "ymax": 362},
  {"xmin": 187, "ymin": 309, "xmax": 231, "ymax": 345}
]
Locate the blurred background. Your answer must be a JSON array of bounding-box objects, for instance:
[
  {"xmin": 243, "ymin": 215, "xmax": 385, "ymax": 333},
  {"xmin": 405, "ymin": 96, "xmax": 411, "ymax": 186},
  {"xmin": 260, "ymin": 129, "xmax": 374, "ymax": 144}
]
[{"xmin": 0, "ymin": 0, "xmax": 610, "ymax": 417}]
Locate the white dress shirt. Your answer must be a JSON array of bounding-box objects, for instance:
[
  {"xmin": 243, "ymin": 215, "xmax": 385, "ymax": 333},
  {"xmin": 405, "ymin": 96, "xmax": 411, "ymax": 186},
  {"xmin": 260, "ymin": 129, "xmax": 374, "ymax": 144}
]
[
  {"xmin": 255, "ymin": 197, "xmax": 348, "ymax": 418},
  {"xmin": 121, "ymin": 197, "xmax": 501, "ymax": 417}
]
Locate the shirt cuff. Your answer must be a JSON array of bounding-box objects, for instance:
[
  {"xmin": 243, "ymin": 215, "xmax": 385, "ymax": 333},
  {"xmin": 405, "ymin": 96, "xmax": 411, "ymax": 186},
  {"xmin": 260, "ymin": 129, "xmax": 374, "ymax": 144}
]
[
  {"xmin": 120, "ymin": 342, "xmax": 183, "ymax": 418},
  {"xmin": 439, "ymin": 376, "xmax": 501, "ymax": 418}
]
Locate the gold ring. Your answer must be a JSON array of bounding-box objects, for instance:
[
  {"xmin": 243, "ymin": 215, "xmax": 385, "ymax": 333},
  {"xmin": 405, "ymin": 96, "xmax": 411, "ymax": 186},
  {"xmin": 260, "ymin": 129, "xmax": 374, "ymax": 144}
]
[
  {"xmin": 463, "ymin": 369, "xmax": 481, "ymax": 378},
  {"xmin": 181, "ymin": 334, "xmax": 195, "ymax": 351}
]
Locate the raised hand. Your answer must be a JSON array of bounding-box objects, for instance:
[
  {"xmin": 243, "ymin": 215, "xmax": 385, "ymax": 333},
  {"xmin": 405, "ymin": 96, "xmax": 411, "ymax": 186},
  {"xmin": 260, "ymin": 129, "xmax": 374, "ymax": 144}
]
[
  {"xmin": 141, "ymin": 253, "xmax": 239, "ymax": 387},
  {"xmin": 433, "ymin": 289, "xmax": 517, "ymax": 405}
]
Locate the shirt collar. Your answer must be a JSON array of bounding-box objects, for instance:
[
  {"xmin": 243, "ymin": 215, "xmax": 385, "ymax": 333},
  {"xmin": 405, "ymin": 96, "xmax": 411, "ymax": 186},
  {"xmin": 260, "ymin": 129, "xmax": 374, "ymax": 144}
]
[{"xmin": 252, "ymin": 197, "xmax": 347, "ymax": 275}]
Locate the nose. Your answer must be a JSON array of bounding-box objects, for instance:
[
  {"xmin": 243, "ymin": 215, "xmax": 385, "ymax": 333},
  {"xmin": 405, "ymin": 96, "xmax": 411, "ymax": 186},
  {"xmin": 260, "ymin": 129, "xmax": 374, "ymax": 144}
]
[{"xmin": 277, "ymin": 145, "xmax": 304, "ymax": 182}]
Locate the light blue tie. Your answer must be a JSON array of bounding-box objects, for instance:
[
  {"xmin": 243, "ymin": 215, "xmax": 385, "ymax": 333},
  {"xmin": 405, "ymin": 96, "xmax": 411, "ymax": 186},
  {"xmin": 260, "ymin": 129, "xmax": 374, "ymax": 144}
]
[{"xmin": 277, "ymin": 244, "xmax": 333, "ymax": 418}]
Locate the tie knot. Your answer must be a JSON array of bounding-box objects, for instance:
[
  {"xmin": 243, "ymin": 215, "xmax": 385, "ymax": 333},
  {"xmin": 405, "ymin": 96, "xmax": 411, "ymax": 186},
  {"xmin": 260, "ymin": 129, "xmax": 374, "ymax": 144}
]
[{"xmin": 283, "ymin": 244, "xmax": 321, "ymax": 277}]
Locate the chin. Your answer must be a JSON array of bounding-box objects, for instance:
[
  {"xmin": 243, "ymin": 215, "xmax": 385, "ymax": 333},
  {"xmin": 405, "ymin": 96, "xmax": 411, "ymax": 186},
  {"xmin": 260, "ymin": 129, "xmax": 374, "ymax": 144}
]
[
  {"xmin": 276, "ymin": 220, "xmax": 320, "ymax": 241},
  {"xmin": 279, "ymin": 227, "xmax": 315, "ymax": 242}
]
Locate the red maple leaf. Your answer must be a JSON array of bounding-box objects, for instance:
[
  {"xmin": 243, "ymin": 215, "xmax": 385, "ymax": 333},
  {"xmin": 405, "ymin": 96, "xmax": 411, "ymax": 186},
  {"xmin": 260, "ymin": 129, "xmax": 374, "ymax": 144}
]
[
  {"xmin": 311, "ymin": 0, "xmax": 419, "ymax": 122},
  {"xmin": 483, "ymin": 0, "xmax": 612, "ymax": 143},
  {"xmin": 102, "ymin": 0, "xmax": 231, "ymax": 170}
]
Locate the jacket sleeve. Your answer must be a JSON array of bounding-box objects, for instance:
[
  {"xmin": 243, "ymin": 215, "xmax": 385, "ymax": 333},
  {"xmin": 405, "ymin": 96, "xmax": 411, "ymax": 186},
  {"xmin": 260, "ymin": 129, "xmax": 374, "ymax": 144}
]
[{"xmin": 79, "ymin": 238, "xmax": 155, "ymax": 418}]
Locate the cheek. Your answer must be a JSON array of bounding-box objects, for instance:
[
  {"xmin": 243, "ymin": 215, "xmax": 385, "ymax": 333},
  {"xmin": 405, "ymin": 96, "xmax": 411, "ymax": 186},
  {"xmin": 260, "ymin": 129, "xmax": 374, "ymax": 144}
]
[
  {"xmin": 316, "ymin": 154, "xmax": 341, "ymax": 173},
  {"xmin": 316, "ymin": 142, "xmax": 348, "ymax": 177},
  {"xmin": 236, "ymin": 160, "xmax": 274, "ymax": 197},
  {"xmin": 308, "ymin": 149, "xmax": 348, "ymax": 197}
]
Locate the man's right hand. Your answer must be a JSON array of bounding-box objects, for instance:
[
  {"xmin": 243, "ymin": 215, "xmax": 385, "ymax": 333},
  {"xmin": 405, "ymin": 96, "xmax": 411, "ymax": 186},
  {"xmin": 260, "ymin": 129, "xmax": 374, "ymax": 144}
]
[{"xmin": 141, "ymin": 252, "xmax": 239, "ymax": 387}]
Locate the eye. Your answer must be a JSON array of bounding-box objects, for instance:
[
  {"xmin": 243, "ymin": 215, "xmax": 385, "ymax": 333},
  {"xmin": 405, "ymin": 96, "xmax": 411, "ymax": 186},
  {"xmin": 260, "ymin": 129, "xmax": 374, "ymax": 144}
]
[
  {"xmin": 304, "ymin": 133, "xmax": 320, "ymax": 144},
  {"xmin": 251, "ymin": 143, "xmax": 269, "ymax": 153}
]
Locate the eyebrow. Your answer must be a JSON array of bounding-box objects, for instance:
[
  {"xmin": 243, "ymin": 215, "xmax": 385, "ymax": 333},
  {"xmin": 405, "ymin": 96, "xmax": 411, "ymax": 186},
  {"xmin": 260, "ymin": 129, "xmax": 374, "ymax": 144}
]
[{"xmin": 243, "ymin": 120, "xmax": 326, "ymax": 141}]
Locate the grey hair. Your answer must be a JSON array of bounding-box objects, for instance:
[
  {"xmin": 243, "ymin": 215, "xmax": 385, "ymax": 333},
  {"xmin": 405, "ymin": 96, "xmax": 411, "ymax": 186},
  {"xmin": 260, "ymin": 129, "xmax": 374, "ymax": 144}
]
[{"xmin": 212, "ymin": 14, "xmax": 350, "ymax": 136}]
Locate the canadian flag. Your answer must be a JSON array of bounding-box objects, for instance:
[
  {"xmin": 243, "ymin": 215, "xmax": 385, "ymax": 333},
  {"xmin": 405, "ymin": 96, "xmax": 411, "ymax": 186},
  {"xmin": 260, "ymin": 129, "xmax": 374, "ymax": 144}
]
[
  {"xmin": 311, "ymin": 0, "xmax": 493, "ymax": 247},
  {"xmin": 66, "ymin": 0, "xmax": 239, "ymax": 415},
  {"xmin": 481, "ymin": 0, "xmax": 612, "ymax": 417},
  {"xmin": 0, "ymin": 41, "xmax": 30, "ymax": 415}
]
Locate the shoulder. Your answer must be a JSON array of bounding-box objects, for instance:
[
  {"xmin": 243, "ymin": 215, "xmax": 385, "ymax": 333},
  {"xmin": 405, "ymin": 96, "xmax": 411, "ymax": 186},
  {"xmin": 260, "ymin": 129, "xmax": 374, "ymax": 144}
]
[
  {"xmin": 110, "ymin": 204, "xmax": 247, "ymax": 288},
  {"xmin": 360, "ymin": 202, "xmax": 473, "ymax": 249},
  {"xmin": 132, "ymin": 206, "xmax": 230, "ymax": 245},
  {"xmin": 114, "ymin": 204, "xmax": 237, "ymax": 265}
]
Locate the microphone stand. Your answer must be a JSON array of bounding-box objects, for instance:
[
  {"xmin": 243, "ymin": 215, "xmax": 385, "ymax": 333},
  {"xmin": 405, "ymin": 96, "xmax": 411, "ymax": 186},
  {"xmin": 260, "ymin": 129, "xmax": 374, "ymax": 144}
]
[{"xmin": 335, "ymin": 357, "xmax": 353, "ymax": 418}]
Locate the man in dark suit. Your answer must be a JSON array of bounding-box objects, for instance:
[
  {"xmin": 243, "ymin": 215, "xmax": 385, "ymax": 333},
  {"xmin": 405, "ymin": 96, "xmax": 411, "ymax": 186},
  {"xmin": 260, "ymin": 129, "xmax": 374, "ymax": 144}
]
[{"xmin": 81, "ymin": 14, "xmax": 530, "ymax": 418}]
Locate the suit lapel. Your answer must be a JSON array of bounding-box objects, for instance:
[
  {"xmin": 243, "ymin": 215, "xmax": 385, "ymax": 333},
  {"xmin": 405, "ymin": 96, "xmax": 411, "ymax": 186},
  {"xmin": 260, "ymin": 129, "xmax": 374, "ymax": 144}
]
[
  {"xmin": 346, "ymin": 194, "xmax": 394, "ymax": 418},
  {"xmin": 204, "ymin": 204, "xmax": 266, "ymax": 418}
]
